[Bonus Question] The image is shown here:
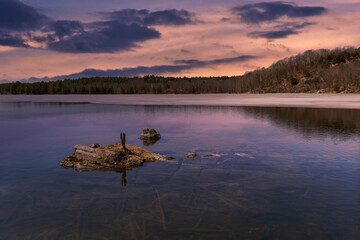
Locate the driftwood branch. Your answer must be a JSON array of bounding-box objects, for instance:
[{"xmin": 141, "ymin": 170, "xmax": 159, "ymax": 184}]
[{"xmin": 120, "ymin": 132, "xmax": 127, "ymax": 150}]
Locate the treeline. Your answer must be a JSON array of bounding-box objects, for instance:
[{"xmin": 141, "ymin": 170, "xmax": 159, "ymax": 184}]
[
  {"xmin": 1, "ymin": 47, "xmax": 360, "ymax": 94},
  {"xmin": 239, "ymin": 47, "xmax": 360, "ymax": 93}
]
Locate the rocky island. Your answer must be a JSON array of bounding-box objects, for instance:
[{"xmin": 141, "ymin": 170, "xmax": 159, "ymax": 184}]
[{"xmin": 61, "ymin": 132, "xmax": 173, "ymax": 172}]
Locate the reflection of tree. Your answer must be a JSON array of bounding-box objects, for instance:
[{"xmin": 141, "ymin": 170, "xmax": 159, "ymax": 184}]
[
  {"xmin": 240, "ymin": 107, "xmax": 360, "ymax": 140},
  {"xmin": 139, "ymin": 105, "xmax": 360, "ymax": 140},
  {"xmin": 121, "ymin": 171, "xmax": 127, "ymax": 187}
]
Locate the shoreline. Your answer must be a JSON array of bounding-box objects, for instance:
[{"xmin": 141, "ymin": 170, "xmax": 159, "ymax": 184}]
[{"xmin": 0, "ymin": 93, "xmax": 359, "ymax": 109}]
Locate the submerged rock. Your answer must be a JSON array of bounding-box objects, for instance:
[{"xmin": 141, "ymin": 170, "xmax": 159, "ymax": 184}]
[
  {"xmin": 202, "ymin": 153, "xmax": 225, "ymax": 158},
  {"xmin": 153, "ymin": 153, "xmax": 175, "ymax": 161},
  {"xmin": 186, "ymin": 153, "xmax": 197, "ymax": 158},
  {"xmin": 234, "ymin": 153, "xmax": 255, "ymax": 159},
  {"xmin": 61, "ymin": 143, "xmax": 174, "ymax": 172},
  {"xmin": 139, "ymin": 128, "xmax": 161, "ymax": 146}
]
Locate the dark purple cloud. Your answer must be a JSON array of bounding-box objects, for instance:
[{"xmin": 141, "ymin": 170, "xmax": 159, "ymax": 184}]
[
  {"xmin": 233, "ymin": 2, "xmax": 327, "ymax": 24},
  {"xmin": 102, "ymin": 9, "xmax": 148, "ymax": 25},
  {"xmin": 48, "ymin": 22, "xmax": 160, "ymax": 53},
  {"xmin": 0, "ymin": 0, "xmax": 49, "ymax": 31},
  {"xmin": 44, "ymin": 8, "xmax": 195, "ymax": 53},
  {"xmin": 0, "ymin": 0, "xmax": 193, "ymax": 53},
  {"xmin": 0, "ymin": 30, "xmax": 30, "ymax": 48},
  {"xmin": 46, "ymin": 20, "xmax": 84, "ymax": 40},
  {"xmin": 249, "ymin": 29, "xmax": 298, "ymax": 39},
  {"xmin": 143, "ymin": 9, "xmax": 194, "ymax": 25},
  {"xmin": 248, "ymin": 22, "xmax": 315, "ymax": 39},
  {"xmin": 45, "ymin": 8, "xmax": 194, "ymax": 53},
  {"xmin": 103, "ymin": 9, "xmax": 195, "ymax": 26}
]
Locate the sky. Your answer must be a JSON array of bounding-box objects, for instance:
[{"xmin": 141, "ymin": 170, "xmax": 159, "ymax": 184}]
[{"xmin": 1, "ymin": 0, "xmax": 360, "ymax": 82}]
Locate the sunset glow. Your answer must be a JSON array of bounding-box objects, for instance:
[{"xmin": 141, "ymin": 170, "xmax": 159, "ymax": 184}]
[{"xmin": 1, "ymin": 0, "xmax": 360, "ymax": 82}]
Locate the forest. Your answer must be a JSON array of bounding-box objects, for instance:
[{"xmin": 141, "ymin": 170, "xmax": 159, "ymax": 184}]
[{"xmin": 1, "ymin": 47, "xmax": 360, "ymax": 94}]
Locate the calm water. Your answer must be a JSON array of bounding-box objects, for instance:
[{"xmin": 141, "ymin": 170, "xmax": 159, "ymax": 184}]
[{"xmin": 0, "ymin": 102, "xmax": 359, "ymax": 239}]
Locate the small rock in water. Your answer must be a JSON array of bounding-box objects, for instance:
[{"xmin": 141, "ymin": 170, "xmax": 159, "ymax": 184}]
[
  {"xmin": 153, "ymin": 153, "xmax": 175, "ymax": 161},
  {"xmin": 89, "ymin": 143, "xmax": 100, "ymax": 148},
  {"xmin": 139, "ymin": 128, "xmax": 161, "ymax": 146},
  {"xmin": 186, "ymin": 153, "xmax": 197, "ymax": 158},
  {"xmin": 202, "ymin": 153, "xmax": 224, "ymax": 158},
  {"xmin": 234, "ymin": 153, "xmax": 255, "ymax": 159},
  {"xmin": 140, "ymin": 128, "xmax": 161, "ymax": 140}
]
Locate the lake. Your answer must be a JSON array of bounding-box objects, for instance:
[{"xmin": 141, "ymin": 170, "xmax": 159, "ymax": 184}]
[{"xmin": 0, "ymin": 95, "xmax": 359, "ymax": 239}]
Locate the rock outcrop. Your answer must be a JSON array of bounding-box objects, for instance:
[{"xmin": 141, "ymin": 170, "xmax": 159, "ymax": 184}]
[
  {"xmin": 139, "ymin": 128, "xmax": 161, "ymax": 146},
  {"xmin": 61, "ymin": 143, "xmax": 174, "ymax": 172}
]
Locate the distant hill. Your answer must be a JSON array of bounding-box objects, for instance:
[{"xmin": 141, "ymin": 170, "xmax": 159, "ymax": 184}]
[
  {"xmin": 240, "ymin": 47, "xmax": 360, "ymax": 93},
  {"xmin": 0, "ymin": 79, "xmax": 9, "ymax": 84},
  {"xmin": 1, "ymin": 47, "xmax": 359, "ymax": 94}
]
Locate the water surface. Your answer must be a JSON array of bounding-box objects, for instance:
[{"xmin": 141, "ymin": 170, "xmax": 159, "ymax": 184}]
[
  {"xmin": 1, "ymin": 93, "xmax": 359, "ymax": 109},
  {"xmin": 0, "ymin": 102, "xmax": 359, "ymax": 239}
]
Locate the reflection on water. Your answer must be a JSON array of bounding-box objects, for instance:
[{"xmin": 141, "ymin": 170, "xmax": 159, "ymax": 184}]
[
  {"xmin": 0, "ymin": 102, "xmax": 359, "ymax": 239},
  {"xmin": 241, "ymin": 107, "xmax": 360, "ymax": 140},
  {"xmin": 121, "ymin": 171, "xmax": 127, "ymax": 186},
  {"xmin": 141, "ymin": 137, "xmax": 160, "ymax": 146}
]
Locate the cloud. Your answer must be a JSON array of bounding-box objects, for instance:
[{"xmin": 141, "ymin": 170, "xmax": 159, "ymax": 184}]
[
  {"xmin": 0, "ymin": 30, "xmax": 30, "ymax": 48},
  {"xmin": 174, "ymin": 55, "xmax": 255, "ymax": 65},
  {"xmin": 232, "ymin": 2, "xmax": 327, "ymax": 24},
  {"xmin": 143, "ymin": 9, "xmax": 194, "ymax": 25},
  {"xmin": 47, "ymin": 22, "xmax": 160, "ymax": 53},
  {"xmin": 0, "ymin": 0, "xmax": 49, "ymax": 31},
  {"xmin": 46, "ymin": 20, "xmax": 84, "ymax": 40},
  {"xmin": 103, "ymin": 9, "xmax": 195, "ymax": 26},
  {"xmin": 32, "ymin": 34, "xmax": 56, "ymax": 43},
  {"xmin": 46, "ymin": 8, "xmax": 195, "ymax": 53},
  {"xmin": 0, "ymin": 0, "xmax": 190, "ymax": 53},
  {"xmin": 44, "ymin": 8, "xmax": 195, "ymax": 53},
  {"xmin": 101, "ymin": 9, "xmax": 147, "ymax": 25},
  {"xmin": 248, "ymin": 21, "xmax": 315, "ymax": 39},
  {"xmin": 276, "ymin": 22, "xmax": 315, "ymax": 29},
  {"xmin": 44, "ymin": 8, "xmax": 194, "ymax": 53},
  {"xmin": 24, "ymin": 55, "xmax": 257, "ymax": 82},
  {"xmin": 249, "ymin": 29, "xmax": 298, "ymax": 39}
]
